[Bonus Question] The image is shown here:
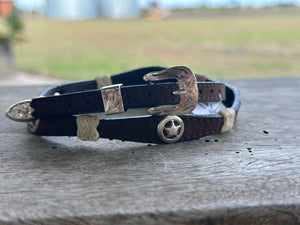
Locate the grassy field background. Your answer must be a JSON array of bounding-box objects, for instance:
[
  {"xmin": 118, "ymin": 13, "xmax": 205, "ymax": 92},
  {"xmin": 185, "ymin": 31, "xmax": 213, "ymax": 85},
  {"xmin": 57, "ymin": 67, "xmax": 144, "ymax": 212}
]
[{"xmin": 15, "ymin": 16, "xmax": 300, "ymax": 80}]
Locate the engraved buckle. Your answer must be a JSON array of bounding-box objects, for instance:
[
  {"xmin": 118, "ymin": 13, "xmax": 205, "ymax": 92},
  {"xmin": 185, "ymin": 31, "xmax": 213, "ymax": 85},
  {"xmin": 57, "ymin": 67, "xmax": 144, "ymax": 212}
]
[
  {"xmin": 143, "ymin": 66, "xmax": 198, "ymax": 115},
  {"xmin": 101, "ymin": 84, "xmax": 125, "ymax": 115}
]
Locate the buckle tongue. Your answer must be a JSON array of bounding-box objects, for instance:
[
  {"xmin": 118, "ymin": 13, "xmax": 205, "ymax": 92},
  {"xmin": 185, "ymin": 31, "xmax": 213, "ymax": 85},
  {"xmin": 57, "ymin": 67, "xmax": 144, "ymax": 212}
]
[{"xmin": 143, "ymin": 66, "xmax": 198, "ymax": 115}]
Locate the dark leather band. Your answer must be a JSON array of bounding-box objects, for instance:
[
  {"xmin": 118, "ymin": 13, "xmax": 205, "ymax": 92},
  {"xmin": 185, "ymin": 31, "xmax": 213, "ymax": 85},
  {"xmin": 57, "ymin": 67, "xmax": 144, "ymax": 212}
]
[
  {"xmin": 30, "ymin": 67, "xmax": 226, "ymax": 118},
  {"xmin": 27, "ymin": 67, "xmax": 241, "ymax": 144},
  {"xmin": 29, "ymin": 114, "xmax": 224, "ymax": 144}
]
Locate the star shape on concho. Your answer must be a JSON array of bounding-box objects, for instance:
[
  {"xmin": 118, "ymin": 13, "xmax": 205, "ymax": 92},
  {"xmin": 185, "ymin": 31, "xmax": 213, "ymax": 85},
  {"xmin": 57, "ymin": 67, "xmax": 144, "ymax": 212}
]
[{"xmin": 164, "ymin": 120, "xmax": 182, "ymax": 138}]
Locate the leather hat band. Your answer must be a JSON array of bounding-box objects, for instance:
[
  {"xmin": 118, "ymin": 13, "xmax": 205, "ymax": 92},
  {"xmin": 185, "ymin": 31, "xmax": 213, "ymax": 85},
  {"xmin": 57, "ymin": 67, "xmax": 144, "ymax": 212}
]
[{"xmin": 6, "ymin": 66, "xmax": 241, "ymax": 144}]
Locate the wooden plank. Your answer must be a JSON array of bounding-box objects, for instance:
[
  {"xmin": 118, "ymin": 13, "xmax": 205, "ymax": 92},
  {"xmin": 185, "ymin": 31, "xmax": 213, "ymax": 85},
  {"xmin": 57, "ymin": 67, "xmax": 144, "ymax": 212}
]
[{"xmin": 0, "ymin": 77, "xmax": 299, "ymax": 224}]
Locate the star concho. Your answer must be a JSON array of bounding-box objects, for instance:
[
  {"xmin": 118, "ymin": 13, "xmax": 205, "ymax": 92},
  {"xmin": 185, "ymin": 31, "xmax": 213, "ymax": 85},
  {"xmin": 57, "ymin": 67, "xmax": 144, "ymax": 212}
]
[{"xmin": 157, "ymin": 116, "xmax": 184, "ymax": 143}]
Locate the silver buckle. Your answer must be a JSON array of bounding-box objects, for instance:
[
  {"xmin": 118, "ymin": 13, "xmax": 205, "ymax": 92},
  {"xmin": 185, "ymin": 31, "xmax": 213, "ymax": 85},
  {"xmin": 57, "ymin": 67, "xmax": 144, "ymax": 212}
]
[
  {"xmin": 101, "ymin": 84, "xmax": 125, "ymax": 115},
  {"xmin": 143, "ymin": 66, "xmax": 198, "ymax": 115}
]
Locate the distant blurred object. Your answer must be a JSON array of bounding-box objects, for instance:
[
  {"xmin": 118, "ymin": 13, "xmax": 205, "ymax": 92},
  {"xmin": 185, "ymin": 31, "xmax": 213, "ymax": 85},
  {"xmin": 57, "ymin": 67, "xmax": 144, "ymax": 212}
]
[
  {"xmin": 46, "ymin": 0, "xmax": 98, "ymax": 20},
  {"xmin": 147, "ymin": 2, "xmax": 166, "ymax": 21},
  {"xmin": 0, "ymin": 7, "xmax": 23, "ymax": 43},
  {"xmin": 0, "ymin": 37, "xmax": 14, "ymax": 76},
  {"xmin": 100, "ymin": 0, "xmax": 140, "ymax": 19},
  {"xmin": 0, "ymin": 0, "xmax": 13, "ymax": 17},
  {"xmin": 46, "ymin": 0, "xmax": 140, "ymax": 20},
  {"xmin": 0, "ymin": 1, "xmax": 23, "ymax": 77}
]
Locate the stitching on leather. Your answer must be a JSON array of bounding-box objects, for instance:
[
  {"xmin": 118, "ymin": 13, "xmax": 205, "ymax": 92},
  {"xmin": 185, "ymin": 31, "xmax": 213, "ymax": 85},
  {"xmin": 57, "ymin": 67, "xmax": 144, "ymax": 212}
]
[
  {"xmin": 199, "ymin": 84, "xmax": 223, "ymax": 87},
  {"xmin": 198, "ymin": 84, "xmax": 225, "ymax": 101}
]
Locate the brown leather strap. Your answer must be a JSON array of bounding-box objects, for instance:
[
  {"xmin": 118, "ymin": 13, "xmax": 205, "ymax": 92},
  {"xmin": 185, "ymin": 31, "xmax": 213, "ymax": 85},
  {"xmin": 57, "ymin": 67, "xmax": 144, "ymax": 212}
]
[
  {"xmin": 29, "ymin": 114, "xmax": 224, "ymax": 144},
  {"xmin": 31, "ymin": 82, "xmax": 226, "ymax": 118},
  {"xmin": 28, "ymin": 80, "xmax": 241, "ymax": 144},
  {"xmin": 26, "ymin": 67, "xmax": 241, "ymax": 144}
]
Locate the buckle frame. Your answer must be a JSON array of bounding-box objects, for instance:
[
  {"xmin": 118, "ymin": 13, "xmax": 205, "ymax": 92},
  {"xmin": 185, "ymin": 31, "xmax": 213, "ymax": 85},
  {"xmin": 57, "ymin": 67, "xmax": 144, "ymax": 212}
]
[{"xmin": 143, "ymin": 66, "xmax": 198, "ymax": 115}]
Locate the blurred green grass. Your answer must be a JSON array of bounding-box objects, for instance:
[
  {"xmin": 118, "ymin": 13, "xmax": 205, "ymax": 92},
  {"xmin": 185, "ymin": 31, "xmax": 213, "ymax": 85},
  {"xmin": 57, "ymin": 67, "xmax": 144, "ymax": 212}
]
[{"xmin": 15, "ymin": 17, "xmax": 300, "ymax": 80}]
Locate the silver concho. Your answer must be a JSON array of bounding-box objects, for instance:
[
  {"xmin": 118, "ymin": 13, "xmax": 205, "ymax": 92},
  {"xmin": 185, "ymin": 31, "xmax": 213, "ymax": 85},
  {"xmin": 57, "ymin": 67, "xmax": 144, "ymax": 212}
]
[
  {"xmin": 157, "ymin": 115, "xmax": 184, "ymax": 143},
  {"xmin": 6, "ymin": 99, "xmax": 35, "ymax": 122}
]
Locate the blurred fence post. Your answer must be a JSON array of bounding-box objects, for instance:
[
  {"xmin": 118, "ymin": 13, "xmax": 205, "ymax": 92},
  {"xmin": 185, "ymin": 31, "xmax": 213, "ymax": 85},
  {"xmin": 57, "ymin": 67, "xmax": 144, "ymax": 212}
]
[
  {"xmin": 0, "ymin": 0, "xmax": 16, "ymax": 78},
  {"xmin": 0, "ymin": 40, "xmax": 14, "ymax": 77}
]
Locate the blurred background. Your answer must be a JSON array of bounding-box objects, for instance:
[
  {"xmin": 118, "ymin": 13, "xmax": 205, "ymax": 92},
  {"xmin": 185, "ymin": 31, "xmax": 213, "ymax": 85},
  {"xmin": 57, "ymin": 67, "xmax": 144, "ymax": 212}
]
[{"xmin": 1, "ymin": 0, "xmax": 300, "ymax": 81}]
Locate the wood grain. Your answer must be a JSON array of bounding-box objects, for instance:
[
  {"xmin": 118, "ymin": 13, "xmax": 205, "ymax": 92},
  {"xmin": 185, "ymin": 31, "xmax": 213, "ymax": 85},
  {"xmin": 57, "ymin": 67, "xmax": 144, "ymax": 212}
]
[{"xmin": 0, "ymin": 77, "xmax": 299, "ymax": 224}]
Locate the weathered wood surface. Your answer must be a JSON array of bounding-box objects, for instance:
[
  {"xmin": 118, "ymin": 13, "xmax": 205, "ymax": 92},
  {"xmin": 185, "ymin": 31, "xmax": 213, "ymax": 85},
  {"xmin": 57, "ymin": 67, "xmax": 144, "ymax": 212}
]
[{"xmin": 0, "ymin": 77, "xmax": 299, "ymax": 225}]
